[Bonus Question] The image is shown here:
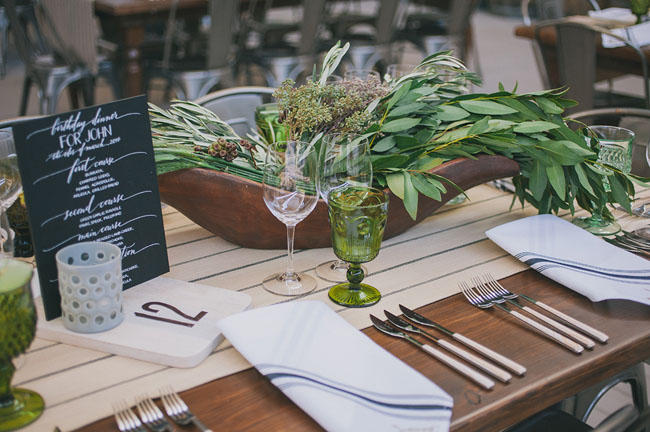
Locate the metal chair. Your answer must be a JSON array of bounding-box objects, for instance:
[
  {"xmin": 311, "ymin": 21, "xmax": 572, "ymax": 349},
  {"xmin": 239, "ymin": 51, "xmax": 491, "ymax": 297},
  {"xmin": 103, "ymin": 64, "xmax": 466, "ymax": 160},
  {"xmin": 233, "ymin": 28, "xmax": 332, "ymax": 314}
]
[
  {"xmin": 532, "ymin": 17, "xmax": 649, "ymax": 111},
  {"xmin": 194, "ymin": 86, "xmax": 275, "ymax": 137},
  {"xmin": 4, "ymin": 0, "xmax": 92, "ymax": 115},
  {"xmin": 39, "ymin": 0, "xmax": 121, "ymax": 104},
  {"xmin": 0, "ymin": 6, "xmax": 8, "ymax": 79},
  {"xmin": 392, "ymin": 0, "xmax": 480, "ymax": 71},
  {"xmin": 238, "ymin": 0, "xmax": 327, "ymax": 87},
  {"xmin": 148, "ymin": 0, "xmax": 238, "ymax": 101}
]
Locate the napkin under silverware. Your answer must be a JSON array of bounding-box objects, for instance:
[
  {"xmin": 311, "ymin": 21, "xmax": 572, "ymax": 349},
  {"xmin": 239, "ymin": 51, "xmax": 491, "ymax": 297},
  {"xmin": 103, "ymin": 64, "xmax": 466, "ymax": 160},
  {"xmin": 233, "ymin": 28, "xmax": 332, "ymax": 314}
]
[
  {"xmin": 486, "ymin": 214, "xmax": 650, "ymax": 305},
  {"xmin": 217, "ymin": 300, "xmax": 453, "ymax": 432}
]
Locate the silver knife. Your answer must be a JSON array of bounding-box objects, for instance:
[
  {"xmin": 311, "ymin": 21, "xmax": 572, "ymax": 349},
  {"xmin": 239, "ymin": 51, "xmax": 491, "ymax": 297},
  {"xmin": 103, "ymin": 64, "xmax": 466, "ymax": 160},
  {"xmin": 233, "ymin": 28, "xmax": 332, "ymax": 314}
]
[
  {"xmin": 370, "ymin": 315, "xmax": 495, "ymax": 390},
  {"xmin": 384, "ymin": 311, "xmax": 512, "ymax": 383},
  {"xmin": 399, "ymin": 304, "xmax": 527, "ymax": 376}
]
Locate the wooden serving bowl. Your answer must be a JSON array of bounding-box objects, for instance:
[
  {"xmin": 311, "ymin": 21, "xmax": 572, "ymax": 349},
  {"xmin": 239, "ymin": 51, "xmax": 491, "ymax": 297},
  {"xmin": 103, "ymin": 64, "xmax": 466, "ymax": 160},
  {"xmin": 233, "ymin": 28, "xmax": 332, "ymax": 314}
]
[{"xmin": 157, "ymin": 155, "xmax": 520, "ymax": 249}]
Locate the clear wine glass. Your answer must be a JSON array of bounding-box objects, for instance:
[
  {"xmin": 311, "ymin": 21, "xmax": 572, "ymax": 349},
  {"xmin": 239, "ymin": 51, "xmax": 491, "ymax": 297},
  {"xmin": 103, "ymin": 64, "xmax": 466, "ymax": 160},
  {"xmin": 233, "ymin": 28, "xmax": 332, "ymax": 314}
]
[
  {"xmin": 0, "ymin": 129, "xmax": 22, "ymax": 257},
  {"xmin": 316, "ymin": 134, "xmax": 372, "ymax": 282},
  {"xmin": 262, "ymin": 140, "xmax": 319, "ymax": 296},
  {"xmin": 573, "ymin": 125, "xmax": 635, "ymax": 235}
]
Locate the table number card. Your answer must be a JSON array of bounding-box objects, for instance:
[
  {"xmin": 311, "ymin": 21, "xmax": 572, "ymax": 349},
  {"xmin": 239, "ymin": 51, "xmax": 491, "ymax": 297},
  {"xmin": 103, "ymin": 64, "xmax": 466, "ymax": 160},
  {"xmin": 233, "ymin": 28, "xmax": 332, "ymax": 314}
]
[{"xmin": 12, "ymin": 96, "xmax": 169, "ymax": 320}]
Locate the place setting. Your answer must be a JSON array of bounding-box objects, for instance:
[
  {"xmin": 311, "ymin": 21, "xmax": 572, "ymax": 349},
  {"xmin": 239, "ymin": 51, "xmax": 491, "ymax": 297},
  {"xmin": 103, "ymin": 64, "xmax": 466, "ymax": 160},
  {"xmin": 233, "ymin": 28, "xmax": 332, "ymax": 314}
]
[{"xmin": 0, "ymin": 15, "xmax": 649, "ymax": 431}]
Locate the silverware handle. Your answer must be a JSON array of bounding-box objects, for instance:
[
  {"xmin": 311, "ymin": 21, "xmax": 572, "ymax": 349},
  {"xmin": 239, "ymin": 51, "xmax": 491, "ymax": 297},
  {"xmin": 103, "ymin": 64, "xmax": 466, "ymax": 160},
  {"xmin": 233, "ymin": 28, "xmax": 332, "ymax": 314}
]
[
  {"xmin": 534, "ymin": 301, "xmax": 609, "ymax": 343},
  {"xmin": 510, "ymin": 310, "xmax": 584, "ymax": 354},
  {"xmin": 191, "ymin": 416, "xmax": 212, "ymax": 432},
  {"xmin": 452, "ymin": 333, "xmax": 527, "ymax": 376},
  {"xmin": 420, "ymin": 344, "xmax": 495, "ymax": 390},
  {"xmin": 521, "ymin": 306, "xmax": 595, "ymax": 349},
  {"xmin": 437, "ymin": 339, "xmax": 512, "ymax": 382}
]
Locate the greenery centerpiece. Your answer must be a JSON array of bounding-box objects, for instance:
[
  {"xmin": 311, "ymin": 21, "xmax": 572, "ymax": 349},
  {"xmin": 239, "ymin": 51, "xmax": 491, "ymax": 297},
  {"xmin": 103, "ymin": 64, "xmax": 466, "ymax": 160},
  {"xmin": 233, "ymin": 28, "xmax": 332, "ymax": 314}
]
[{"xmin": 150, "ymin": 42, "xmax": 648, "ymax": 223}]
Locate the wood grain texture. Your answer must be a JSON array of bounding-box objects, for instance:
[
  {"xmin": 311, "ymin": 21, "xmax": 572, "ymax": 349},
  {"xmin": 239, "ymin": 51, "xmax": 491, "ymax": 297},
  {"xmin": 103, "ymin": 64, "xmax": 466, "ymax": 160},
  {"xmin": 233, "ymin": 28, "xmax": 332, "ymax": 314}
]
[
  {"xmin": 157, "ymin": 155, "xmax": 520, "ymax": 249},
  {"xmin": 75, "ymin": 269, "xmax": 650, "ymax": 432}
]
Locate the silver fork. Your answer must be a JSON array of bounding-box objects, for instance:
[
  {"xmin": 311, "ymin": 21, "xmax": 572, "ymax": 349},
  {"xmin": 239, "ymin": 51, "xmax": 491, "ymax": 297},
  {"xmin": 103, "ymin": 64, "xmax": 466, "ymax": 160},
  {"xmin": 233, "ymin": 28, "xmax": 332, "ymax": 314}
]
[
  {"xmin": 459, "ymin": 280, "xmax": 584, "ymax": 354},
  {"xmin": 483, "ymin": 273, "xmax": 608, "ymax": 343},
  {"xmin": 113, "ymin": 401, "xmax": 146, "ymax": 432},
  {"xmin": 476, "ymin": 275, "xmax": 596, "ymax": 349},
  {"xmin": 160, "ymin": 386, "xmax": 213, "ymax": 432},
  {"xmin": 136, "ymin": 395, "xmax": 175, "ymax": 432}
]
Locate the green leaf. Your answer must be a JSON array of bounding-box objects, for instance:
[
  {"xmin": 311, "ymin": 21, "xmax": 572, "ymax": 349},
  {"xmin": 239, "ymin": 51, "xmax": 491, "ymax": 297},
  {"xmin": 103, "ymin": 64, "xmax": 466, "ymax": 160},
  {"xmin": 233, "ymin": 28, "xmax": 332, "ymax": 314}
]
[
  {"xmin": 373, "ymin": 136, "xmax": 396, "ymax": 152},
  {"xmin": 536, "ymin": 97, "xmax": 564, "ymax": 114},
  {"xmin": 395, "ymin": 135, "xmax": 420, "ymax": 149},
  {"xmin": 386, "ymin": 81, "xmax": 412, "ymax": 110},
  {"xmin": 529, "ymin": 161, "xmax": 548, "ymax": 201},
  {"xmin": 388, "ymin": 102, "xmax": 426, "ymax": 117},
  {"xmin": 387, "ymin": 173, "xmax": 405, "ymax": 199},
  {"xmin": 513, "ymin": 121, "xmax": 561, "ymax": 133},
  {"xmin": 545, "ymin": 164, "xmax": 566, "ymax": 200},
  {"xmin": 415, "ymin": 156, "xmax": 444, "ymax": 171},
  {"xmin": 468, "ymin": 116, "xmax": 490, "ymax": 135},
  {"xmin": 609, "ymin": 175, "xmax": 631, "ymax": 212},
  {"xmin": 459, "ymin": 100, "xmax": 518, "ymax": 115},
  {"xmin": 411, "ymin": 173, "xmax": 442, "ymax": 201},
  {"xmin": 574, "ymin": 164, "xmax": 596, "ymax": 197},
  {"xmin": 381, "ymin": 117, "xmax": 422, "ymax": 133},
  {"xmin": 436, "ymin": 105, "xmax": 470, "ymax": 121},
  {"xmin": 372, "ymin": 154, "xmax": 410, "ymax": 170},
  {"xmin": 537, "ymin": 140, "xmax": 594, "ymax": 165},
  {"xmin": 403, "ymin": 172, "xmax": 419, "ymax": 220}
]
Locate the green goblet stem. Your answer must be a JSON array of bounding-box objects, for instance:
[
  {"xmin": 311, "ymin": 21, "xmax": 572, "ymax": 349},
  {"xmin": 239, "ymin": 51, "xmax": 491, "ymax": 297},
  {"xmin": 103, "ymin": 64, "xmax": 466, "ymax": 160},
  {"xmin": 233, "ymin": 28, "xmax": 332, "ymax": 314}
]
[
  {"xmin": 0, "ymin": 363, "xmax": 15, "ymax": 406},
  {"xmin": 345, "ymin": 263, "xmax": 365, "ymax": 289}
]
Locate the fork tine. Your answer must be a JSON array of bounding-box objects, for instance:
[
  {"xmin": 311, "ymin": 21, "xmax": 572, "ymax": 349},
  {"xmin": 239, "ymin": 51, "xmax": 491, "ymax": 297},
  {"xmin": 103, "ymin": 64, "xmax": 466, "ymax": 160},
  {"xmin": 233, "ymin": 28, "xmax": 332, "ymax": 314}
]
[
  {"xmin": 170, "ymin": 389, "xmax": 189, "ymax": 412},
  {"xmin": 458, "ymin": 280, "xmax": 477, "ymax": 305},
  {"xmin": 484, "ymin": 274, "xmax": 509, "ymax": 296}
]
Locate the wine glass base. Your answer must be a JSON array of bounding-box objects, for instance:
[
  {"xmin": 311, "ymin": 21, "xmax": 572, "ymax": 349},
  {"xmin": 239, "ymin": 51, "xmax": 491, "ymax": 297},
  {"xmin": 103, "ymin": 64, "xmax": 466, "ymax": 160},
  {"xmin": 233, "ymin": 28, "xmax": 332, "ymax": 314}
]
[
  {"xmin": 328, "ymin": 283, "xmax": 381, "ymax": 308},
  {"xmin": 0, "ymin": 388, "xmax": 44, "ymax": 431},
  {"xmin": 263, "ymin": 272, "xmax": 317, "ymax": 296},
  {"xmin": 315, "ymin": 260, "xmax": 368, "ymax": 283},
  {"xmin": 572, "ymin": 216, "xmax": 621, "ymax": 236}
]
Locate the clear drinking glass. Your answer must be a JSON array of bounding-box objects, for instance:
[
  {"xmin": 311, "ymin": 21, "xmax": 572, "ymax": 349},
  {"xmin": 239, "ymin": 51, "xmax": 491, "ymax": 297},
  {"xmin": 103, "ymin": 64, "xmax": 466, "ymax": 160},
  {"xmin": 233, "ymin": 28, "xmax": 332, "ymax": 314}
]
[
  {"xmin": 327, "ymin": 186, "xmax": 388, "ymax": 307},
  {"xmin": 262, "ymin": 141, "xmax": 319, "ymax": 296},
  {"xmin": 316, "ymin": 134, "xmax": 372, "ymax": 282},
  {"xmin": 573, "ymin": 126, "xmax": 635, "ymax": 236},
  {"xmin": 0, "ymin": 129, "xmax": 22, "ymax": 257}
]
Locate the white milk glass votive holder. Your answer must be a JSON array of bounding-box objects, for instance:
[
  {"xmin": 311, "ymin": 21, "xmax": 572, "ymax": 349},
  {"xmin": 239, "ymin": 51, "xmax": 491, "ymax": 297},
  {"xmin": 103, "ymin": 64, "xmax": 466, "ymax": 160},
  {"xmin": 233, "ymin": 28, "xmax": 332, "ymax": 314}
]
[{"xmin": 55, "ymin": 241, "xmax": 123, "ymax": 333}]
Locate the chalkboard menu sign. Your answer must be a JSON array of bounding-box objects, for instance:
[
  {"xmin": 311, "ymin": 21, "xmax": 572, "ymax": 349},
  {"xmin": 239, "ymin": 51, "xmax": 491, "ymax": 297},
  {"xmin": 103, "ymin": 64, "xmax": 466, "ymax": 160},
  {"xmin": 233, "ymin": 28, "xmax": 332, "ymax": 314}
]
[{"xmin": 13, "ymin": 96, "xmax": 169, "ymax": 320}]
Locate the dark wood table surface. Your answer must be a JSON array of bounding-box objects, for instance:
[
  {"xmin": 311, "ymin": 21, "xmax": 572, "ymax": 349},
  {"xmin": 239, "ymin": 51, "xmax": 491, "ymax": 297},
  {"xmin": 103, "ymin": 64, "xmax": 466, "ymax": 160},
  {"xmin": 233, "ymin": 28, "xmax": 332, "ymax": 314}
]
[
  {"xmin": 514, "ymin": 24, "xmax": 650, "ymax": 85},
  {"xmin": 76, "ymin": 269, "xmax": 650, "ymax": 431}
]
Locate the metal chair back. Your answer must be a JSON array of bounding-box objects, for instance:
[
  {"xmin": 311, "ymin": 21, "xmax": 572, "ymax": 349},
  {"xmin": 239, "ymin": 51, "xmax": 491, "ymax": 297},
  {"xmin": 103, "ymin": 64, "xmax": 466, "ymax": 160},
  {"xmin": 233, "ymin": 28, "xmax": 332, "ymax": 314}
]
[
  {"xmin": 534, "ymin": 18, "xmax": 650, "ymax": 111},
  {"xmin": 194, "ymin": 86, "xmax": 275, "ymax": 137}
]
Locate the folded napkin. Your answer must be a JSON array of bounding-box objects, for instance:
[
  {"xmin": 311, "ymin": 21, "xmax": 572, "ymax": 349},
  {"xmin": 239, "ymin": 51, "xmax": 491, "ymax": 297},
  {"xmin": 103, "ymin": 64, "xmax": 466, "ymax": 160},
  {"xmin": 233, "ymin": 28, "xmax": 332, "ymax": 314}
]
[
  {"xmin": 486, "ymin": 214, "xmax": 650, "ymax": 305},
  {"xmin": 218, "ymin": 300, "xmax": 453, "ymax": 432}
]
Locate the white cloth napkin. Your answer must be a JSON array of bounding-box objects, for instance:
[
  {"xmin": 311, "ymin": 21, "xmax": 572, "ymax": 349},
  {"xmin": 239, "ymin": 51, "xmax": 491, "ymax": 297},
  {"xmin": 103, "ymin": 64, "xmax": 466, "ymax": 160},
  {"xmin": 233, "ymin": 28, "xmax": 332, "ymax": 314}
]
[
  {"xmin": 486, "ymin": 214, "xmax": 650, "ymax": 305},
  {"xmin": 217, "ymin": 300, "xmax": 453, "ymax": 432}
]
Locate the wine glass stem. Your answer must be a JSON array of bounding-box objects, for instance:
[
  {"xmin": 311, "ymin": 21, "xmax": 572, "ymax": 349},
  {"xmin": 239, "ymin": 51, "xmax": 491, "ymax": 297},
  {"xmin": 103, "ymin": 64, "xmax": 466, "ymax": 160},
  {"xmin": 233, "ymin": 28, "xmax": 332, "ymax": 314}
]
[
  {"xmin": 285, "ymin": 224, "xmax": 296, "ymax": 277},
  {"xmin": 0, "ymin": 362, "xmax": 15, "ymax": 407}
]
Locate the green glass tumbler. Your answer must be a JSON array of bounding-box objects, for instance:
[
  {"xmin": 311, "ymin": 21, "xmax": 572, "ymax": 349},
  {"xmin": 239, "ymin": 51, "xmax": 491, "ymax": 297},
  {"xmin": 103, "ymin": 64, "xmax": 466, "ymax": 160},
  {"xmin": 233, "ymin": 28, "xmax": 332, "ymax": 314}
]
[
  {"xmin": 0, "ymin": 259, "xmax": 44, "ymax": 431},
  {"xmin": 328, "ymin": 186, "xmax": 388, "ymax": 307}
]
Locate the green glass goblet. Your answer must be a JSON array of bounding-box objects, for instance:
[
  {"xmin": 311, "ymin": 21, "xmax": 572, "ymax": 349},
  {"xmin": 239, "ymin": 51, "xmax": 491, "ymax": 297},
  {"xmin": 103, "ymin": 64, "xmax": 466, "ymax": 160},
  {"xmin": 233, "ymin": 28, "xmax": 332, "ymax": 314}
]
[
  {"xmin": 573, "ymin": 126, "xmax": 635, "ymax": 236},
  {"xmin": 327, "ymin": 186, "xmax": 388, "ymax": 308},
  {"xmin": 0, "ymin": 259, "xmax": 44, "ymax": 431}
]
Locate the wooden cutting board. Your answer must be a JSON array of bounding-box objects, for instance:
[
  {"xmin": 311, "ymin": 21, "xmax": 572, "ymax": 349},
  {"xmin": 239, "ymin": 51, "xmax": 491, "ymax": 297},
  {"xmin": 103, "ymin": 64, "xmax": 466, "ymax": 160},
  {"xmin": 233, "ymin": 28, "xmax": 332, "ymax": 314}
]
[{"xmin": 35, "ymin": 276, "xmax": 251, "ymax": 367}]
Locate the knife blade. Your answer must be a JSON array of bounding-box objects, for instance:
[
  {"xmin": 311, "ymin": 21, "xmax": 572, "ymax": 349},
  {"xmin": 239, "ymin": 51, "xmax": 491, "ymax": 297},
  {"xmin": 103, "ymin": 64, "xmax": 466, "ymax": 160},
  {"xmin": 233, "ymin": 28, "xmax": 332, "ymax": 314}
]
[
  {"xmin": 370, "ymin": 315, "xmax": 495, "ymax": 390},
  {"xmin": 399, "ymin": 304, "xmax": 527, "ymax": 376},
  {"xmin": 385, "ymin": 311, "xmax": 511, "ymax": 383}
]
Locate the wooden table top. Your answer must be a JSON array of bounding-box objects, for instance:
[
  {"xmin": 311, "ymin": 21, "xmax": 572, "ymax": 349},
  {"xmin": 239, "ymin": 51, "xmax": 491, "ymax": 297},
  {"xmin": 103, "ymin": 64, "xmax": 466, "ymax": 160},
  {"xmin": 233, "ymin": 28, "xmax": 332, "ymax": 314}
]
[{"xmin": 77, "ymin": 269, "xmax": 650, "ymax": 432}]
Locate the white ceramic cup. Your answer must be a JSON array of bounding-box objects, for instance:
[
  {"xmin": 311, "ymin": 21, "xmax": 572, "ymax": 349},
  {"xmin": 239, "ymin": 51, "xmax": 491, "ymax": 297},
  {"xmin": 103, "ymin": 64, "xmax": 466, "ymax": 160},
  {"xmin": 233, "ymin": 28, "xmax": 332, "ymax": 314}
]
[{"xmin": 55, "ymin": 241, "xmax": 123, "ymax": 333}]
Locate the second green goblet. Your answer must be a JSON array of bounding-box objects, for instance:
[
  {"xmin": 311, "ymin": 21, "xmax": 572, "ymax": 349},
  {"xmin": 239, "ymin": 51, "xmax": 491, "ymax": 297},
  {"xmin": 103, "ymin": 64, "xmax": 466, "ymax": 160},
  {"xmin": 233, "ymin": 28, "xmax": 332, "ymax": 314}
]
[{"xmin": 327, "ymin": 186, "xmax": 388, "ymax": 307}]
